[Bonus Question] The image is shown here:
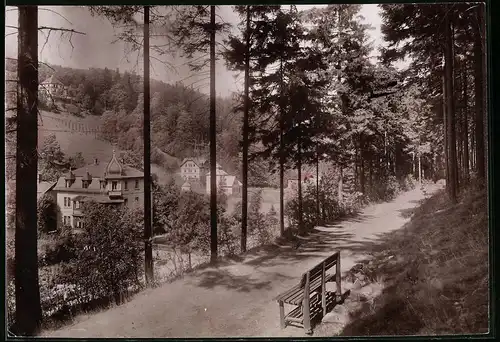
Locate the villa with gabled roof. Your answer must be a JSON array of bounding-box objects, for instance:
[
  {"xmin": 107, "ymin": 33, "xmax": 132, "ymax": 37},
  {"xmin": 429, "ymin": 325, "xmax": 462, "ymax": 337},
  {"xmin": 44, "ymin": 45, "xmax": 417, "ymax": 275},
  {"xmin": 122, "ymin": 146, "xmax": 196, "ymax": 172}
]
[{"xmin": 52, "ymin": 150, "xmax": 144, "ymax": 229}]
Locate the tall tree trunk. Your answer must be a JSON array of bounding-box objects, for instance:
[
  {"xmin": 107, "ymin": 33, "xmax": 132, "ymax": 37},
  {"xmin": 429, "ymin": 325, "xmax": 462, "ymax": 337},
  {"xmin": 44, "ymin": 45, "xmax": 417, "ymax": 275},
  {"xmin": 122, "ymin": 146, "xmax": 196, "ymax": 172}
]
[
  {"xmin": 209, "ymin": 6, "xmax": 218, "ymax": 263},
  {"xmin": 462, "ymin": 59, "xmax": 470, "ymax": 183},
  {"xmin": 15, "ymin": 6, "xmax": 42, "ymax": 335},
  {"xmin": 445, "ymin": 8, "xmax": 458, "ymax": 202},
  {"xmin": 297, "ymin": 131, "xmax": 303, "ymax": 235},
  {"xmin": 359, "ymin": 135, "xmax": 365, "ymax": 194},
  {"xmin": 471, "ymin": 117, "xmax": 475, "ymax": 171},
  {"xmin": 418, "ymin": 147, "xmax": 422, "ymax": 184},
  {"xmin": 474, "ymin": 3, "xmax": 486, "ymax": 181},
  {"xmin": 143, "ymin": 6, "xmax": 154, "ymax": 286},
  {"xmin": 338, "ymin": 166, "xmax": 343, "ymax": 204},
  {"xmin": 241, "ymin": 7, "xmax": 251, "ymax": 253},
  {"xmin": 412, "ymin": 151, "xmax": 416, "ymax": 178},
  {"xmin": 279, "ymin": 54, "xmax": 285, "ymax": 237},
  {"xmin": 442, "ymin": 73, "xmax": 449, "ymax": 187},
  {"xmin": 316, "ymin": 145, "xmax": 320, "ymax": 225}
]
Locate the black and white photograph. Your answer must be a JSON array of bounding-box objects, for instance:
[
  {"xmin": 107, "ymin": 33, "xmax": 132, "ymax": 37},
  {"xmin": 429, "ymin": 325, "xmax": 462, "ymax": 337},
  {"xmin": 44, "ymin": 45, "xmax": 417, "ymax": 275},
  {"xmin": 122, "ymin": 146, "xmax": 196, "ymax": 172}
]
[{"xmin": 5, "ymin": 2, "xmax": 489, "ymax": 338}]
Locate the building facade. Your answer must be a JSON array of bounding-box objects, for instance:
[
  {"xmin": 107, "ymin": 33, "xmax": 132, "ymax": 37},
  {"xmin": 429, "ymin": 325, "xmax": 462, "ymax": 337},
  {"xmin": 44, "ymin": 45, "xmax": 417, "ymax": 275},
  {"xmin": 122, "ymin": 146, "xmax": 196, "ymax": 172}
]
[
  {"xmin": 205, "ymin": 169, "xmax": 242, "ymax": 196},
  {"xmin": 180, "ymin": 158, "xmax": 207, "ymax": 181},
  {"xmin": 39, "ymin": 75, "xmax": 69, "ymax": 100},
  {"xmin": 51, "ymin": 151, "xmax": 144, "ymax": 229}
]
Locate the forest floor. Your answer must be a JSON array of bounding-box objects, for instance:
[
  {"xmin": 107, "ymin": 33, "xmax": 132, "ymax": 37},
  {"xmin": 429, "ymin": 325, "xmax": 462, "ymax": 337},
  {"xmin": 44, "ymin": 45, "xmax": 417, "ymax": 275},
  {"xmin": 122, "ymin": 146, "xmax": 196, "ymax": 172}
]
[{"xmin": 42, "ymin": 184, "xmax": 446, "ymax": 338}]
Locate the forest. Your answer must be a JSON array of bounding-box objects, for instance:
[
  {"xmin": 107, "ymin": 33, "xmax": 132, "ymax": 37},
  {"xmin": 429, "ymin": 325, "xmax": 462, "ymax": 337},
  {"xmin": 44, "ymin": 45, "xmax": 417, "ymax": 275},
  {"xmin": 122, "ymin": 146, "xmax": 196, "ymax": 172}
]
[{"xmin": 6, "ymin": 3, "xmax": 488, "ymax": 337}]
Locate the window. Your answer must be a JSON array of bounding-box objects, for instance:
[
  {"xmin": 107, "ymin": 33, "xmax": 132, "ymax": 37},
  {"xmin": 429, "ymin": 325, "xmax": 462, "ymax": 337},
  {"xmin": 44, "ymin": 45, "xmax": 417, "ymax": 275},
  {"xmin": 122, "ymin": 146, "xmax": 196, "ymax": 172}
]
[
  {"xmin": 124, "ymin": 181, "xmax": 128, "ymax": 190},
  {"xmin": 75, "ymin": 201, "xmax": 80, "ymax": 209},
  {"xmin": 135, "ymin": 197, "xmax": 139, "ymax": 202},
  {"xmin": 124, "ymin": 198, "xmax": 128, "ymax": 206},
  {"xmin": 82, "ymin": 181, "xmax": 89, "ymax": 189},
  {"xmin": 135, "ymin": 180, "xmax": 139, "ymax": 189},
  {"xmin": 112, "ymin": 181, "xmax": 118, "ymax": 190}
]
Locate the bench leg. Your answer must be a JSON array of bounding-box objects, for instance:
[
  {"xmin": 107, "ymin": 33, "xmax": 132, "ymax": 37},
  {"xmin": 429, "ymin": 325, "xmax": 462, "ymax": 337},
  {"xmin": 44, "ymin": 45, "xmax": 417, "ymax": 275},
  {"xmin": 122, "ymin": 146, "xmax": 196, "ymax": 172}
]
[
  {"xmin": 279, "ymin": 301, "xmax": 286, "ymax": 329},
  {"xmin": 303, "ymin": 301, "xmax": 312, "ymax": 335},
  {"xmin": 336, "ymin": 255, "xmax": 342, "ymax": 302}
]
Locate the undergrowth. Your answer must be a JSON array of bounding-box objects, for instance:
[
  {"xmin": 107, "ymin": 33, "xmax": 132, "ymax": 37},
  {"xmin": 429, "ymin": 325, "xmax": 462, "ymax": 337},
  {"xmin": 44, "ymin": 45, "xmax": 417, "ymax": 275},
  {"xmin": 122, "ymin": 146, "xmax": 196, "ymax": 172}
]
[{"xmin": 340, "ymin": 182, "xmax": 488, "ymax": 335}]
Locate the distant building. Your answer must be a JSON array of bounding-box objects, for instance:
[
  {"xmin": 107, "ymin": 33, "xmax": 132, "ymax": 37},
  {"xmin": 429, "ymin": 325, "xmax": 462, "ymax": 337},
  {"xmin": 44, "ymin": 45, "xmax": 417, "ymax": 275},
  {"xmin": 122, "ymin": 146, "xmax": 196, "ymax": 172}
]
[
  {"xmin": 180, "ymin": 157, "xmax": 208, "ymax": 182},
  {"xmin": 206, "ymin": 169, "xmax": 242, "ymax": 196},
  {"xmin": 287, "ymin": 171, "xmax": 319, "ymax": 191},
  {"xmin": 39, "ymin": 75, "xmax": 69, "ymax": 100},
  {"xmin": 51, "ymin": 150, "xmax": 144, "ymax": 229},
  {"xmin": 181, "ymin": 181, "xmax": 192, "ymax": 192},
  {"xmin": 179, "ymin": 157, "xmax": 223, "ymax": 184}
]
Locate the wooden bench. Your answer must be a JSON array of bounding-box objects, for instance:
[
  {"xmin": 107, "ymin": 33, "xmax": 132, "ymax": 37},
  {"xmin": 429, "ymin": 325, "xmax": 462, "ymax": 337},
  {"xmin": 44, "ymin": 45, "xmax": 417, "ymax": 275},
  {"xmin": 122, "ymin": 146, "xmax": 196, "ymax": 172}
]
[{"xmin": 275, "ymin": 252, "xmax": 342, "ymax": 334}]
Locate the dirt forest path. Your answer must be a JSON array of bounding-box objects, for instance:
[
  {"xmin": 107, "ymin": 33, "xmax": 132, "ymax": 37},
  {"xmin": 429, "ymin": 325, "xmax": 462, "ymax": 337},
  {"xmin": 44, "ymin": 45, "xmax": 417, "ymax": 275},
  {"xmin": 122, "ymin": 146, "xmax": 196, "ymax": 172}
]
[{"xmin": 44, "ymin": 184, "xmax": 443, "ymax": 338}]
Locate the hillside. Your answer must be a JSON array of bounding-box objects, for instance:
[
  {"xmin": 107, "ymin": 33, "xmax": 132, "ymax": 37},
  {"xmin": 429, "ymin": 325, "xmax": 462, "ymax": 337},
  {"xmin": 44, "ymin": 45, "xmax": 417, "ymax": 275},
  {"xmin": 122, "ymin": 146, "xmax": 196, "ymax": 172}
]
[{"xmin": 38, "ymin": 108, "xmax": 181, "ymax": 181}]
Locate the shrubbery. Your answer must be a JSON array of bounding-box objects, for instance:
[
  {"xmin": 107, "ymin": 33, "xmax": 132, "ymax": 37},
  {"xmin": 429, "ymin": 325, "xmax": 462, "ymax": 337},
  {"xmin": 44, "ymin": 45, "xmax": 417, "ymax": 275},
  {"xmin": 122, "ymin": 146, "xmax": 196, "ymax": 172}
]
[
  {"xmin": 40, "ymin": 232, "xmax": 76, "ymax": 266},
  {"xmin": 37, "ymin": 193, "xmax": 59, "ymax": 235},
  {"xmin": 60, "ymin": 201, "xmax": 144, "ymax": 305}
]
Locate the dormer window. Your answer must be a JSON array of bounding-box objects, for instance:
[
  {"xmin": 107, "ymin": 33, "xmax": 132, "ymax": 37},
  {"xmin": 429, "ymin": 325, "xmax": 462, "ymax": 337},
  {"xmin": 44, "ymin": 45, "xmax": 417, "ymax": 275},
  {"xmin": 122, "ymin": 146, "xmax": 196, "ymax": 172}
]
[{"xmin": 82, "ymin": 180, "xmax": 89, "ymax": 188}]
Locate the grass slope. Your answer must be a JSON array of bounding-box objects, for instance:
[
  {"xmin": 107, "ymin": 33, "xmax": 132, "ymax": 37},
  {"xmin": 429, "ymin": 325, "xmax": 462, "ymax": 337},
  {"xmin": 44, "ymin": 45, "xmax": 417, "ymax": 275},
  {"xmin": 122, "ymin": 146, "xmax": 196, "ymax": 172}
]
[
  {"xmin": 38, "ymin": 110, "xmax": 113, "ymax": 163},
  {"xmin": 339, "ymin": 182, "xmax": 488, "ymax": 335},
  {"xmin": 38, "ymin": 109, "xmax": 181, "ymax": 180}
]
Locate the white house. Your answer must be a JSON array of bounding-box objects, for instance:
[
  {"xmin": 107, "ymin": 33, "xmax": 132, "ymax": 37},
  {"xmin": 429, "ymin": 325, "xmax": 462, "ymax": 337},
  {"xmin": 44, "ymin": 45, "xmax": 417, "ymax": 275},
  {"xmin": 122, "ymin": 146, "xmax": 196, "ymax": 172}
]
[
  {"xmin": 51, "ymin": 150, "xmax": 144, "ymax": 229},
  {"xmin": 205, "ymin": 169, "xmax": 242, "ymax": 196},
  {"xmin": 39, "ymin": 75, "xmax": 69, "ymax": 100},
  {"xmin": 179, "ymin": 157, "xmax": 207, "ymax": 181}
]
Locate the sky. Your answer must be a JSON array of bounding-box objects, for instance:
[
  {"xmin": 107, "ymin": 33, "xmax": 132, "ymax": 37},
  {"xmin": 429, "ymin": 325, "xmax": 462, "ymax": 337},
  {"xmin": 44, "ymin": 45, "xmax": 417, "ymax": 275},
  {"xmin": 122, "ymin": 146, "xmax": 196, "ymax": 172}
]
[{"xmin": 5, "ymin": 5, "xmax": 403, "ymax": 97}]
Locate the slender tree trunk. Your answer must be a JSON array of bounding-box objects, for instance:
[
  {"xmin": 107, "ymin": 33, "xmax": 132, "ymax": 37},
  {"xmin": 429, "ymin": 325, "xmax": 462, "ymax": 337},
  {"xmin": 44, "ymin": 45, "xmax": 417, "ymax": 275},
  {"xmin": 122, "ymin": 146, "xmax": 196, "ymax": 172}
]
[
  {"xmin": 316, "ymin": 145, "xmax": 320, "ymax": 225},
  {"xmin": 474, "ymin": 3, "xmax": 486, "ymax": 181},
  {"xmin": 241, "ymin": 7, "xmax": 251, "ymax": 253},
  {"xmin": 279, "ymin": 56, "xmax": 285, "ymax": 237},
  {"xmin": 412, "ymin": 151, "xmax": 416, "ymax": 178},
  {"xmin": 445, "ymin": 9, "xmax": 458, "ymax": 202},
  {"xmin": 471, "ymin": 117, "xmax": 475, "ymax": 171},
  {"xmin": 442, "ymin": 73, "xmax": 449, "ymax": 187},
  {"xmin": 338, "ymin": 166, "xmax": 343, "ymax": 205},
  {"xmin": 359, "ymin": 135, "xmax": 365, "ymax": 194},
  {"xmin": 297, "ymin": 133, "xmax": 303, "ymax": 235},
  {"xmin": 143, "ymin": 6, "xmax": 154, "ymax": 286},
  {"xmin": 15, "ymin": 6, "xmax": 42, "ymax": 335},
  {"xmin": 209, "ymin": 6, "xmax": 218, "ymax": 263},
  {"xmin": 462, "ymin": 60, "xmax": 470, "ymax": 183},
  {"xmin": 418, "ymin": 148, "xmax": 422, "ymax": 184}
]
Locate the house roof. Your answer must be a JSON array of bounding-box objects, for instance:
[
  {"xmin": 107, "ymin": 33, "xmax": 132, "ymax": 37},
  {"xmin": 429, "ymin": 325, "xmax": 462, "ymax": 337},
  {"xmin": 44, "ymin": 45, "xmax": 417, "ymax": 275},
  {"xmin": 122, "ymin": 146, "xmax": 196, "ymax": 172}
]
[
  {"xmin": 180, "ymin": 157, "xmax": 207, "ymax": 168},
  {"xmin": 53, "ymin": 152, "xmax": 143, "ymax": 192},
  {"xmin": 72, "ymin": 158, "xmax": 143, "ymax": 179},
  {"xmin": 223, "ymin": 175, "xmax": 242, "ymax": 187},
  {"xmin": 37, "ymin": 181, "xmax": 57, "ymax": 199},
  {"xmin": 206, "ymin": 169, "xmax": 228, "ymax": 177},
  {"xmin": 40, "ymin": 75, "xmax": 65, "ymax": 85}
]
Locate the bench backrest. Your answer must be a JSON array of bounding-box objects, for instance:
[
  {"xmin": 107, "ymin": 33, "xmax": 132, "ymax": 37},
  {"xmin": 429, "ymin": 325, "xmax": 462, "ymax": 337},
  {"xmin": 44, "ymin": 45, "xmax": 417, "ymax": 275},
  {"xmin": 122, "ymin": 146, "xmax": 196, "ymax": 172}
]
[{"xmin": 300, "ymin": 251, "xmax": 339, "ymax": 288}]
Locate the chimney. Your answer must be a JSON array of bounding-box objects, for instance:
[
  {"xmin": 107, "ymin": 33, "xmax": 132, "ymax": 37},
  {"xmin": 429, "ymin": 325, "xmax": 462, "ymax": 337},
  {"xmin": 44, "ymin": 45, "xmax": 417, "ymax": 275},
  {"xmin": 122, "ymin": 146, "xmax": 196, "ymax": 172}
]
[{"xmin": 94, "ymin": 158, "xmax": 98, "ymax": 165}]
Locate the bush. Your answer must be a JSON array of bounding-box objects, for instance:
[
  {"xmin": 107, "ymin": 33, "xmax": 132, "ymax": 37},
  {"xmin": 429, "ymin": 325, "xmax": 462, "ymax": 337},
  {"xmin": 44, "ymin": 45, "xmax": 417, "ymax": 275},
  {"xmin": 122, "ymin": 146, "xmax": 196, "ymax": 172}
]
[
  {"xmin": 37, "ymin": 193, "xmax": 59, "ymax": 235},
  {"xmin": 367, "ymin": 175, "xmax": 401, "ymax": 202},
  {"xmin": 41, "ymin": 232, "xmax": 77, "ymax": 266},
  {"xmin": 400, "ymin": 174, "xmax": 417, "ymax": 192},
  {"xmin": 62, "ymin": 201, "xmax": 144, "ymax": 305}
]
